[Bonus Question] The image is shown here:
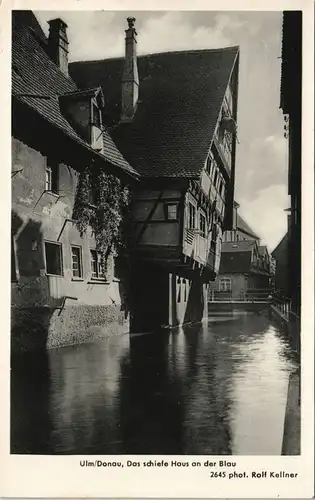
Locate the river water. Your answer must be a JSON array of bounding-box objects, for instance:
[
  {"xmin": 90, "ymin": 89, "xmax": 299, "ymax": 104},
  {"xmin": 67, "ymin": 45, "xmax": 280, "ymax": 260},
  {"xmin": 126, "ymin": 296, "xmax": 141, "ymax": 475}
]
[{"xmin": 11, "ymin": 311, "xmax": 298, "ymax": 455}]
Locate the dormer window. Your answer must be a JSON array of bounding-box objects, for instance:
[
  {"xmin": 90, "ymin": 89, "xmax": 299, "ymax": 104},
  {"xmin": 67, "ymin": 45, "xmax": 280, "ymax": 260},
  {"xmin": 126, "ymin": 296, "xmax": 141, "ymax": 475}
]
[
  {"xmin": 59, "ymin": 86, "xmax": 104, "ymax": 153},
  {"xmin": 92, "ymin": 101, "xmax": 102, "ymax": 129},
  {"xmin": 90, "ymin": 97, "xmax": 103, "ymax": 152}
]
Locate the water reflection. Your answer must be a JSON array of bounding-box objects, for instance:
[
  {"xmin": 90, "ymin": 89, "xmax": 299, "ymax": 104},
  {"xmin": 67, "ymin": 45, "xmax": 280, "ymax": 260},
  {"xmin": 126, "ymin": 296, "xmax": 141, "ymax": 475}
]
[{"xmin": 11, "ymin": 312, "xmax": 298, "ymax": 455}]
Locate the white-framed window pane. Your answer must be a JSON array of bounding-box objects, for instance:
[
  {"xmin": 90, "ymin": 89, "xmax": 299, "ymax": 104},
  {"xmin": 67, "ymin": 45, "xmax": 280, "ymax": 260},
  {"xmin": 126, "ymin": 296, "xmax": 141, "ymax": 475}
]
[
  {"xmin": 46, "ymin": 160, "xmax": 59, "ymax": 193},
  {"xmin": 199, "ymin": 213, "xmax": 206, "ymax": 238},
  {"xmin": 188, "ymin": 203, "xmax": 196, "ymax": 229},
  {"xmin": 219, "ymin": 278, "xmax": 231, "ymax": 292},
  {"xmin": 166, "ymin": 203, "xmax": 178, "ymax": 220},
  {"xmin": 90, "ymin": 250, "xmax": 98, "ymax": 277},
  {"xmin": 45, "ymin": 242, "xmax": 62, "ymax": 275},
  {"xmin": 45, "ymin": 167, "xmax": 52, "ymax": 191},
  {"xmin": 90, "ymin": 250, "xmax": 105, "ymax": 279},
  {"xmin": 92, "ymin": 102, "xmax": 101, "ymax": 128},
  {"xmin": 71, "ymin": 246, "xmax": 82, "ymax": 278}
]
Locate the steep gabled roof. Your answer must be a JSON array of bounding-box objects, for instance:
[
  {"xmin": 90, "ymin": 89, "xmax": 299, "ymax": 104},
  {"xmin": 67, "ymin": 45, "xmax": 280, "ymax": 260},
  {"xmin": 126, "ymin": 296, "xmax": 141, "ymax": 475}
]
[
  {"xmin": 271, "ymin": 232, "xmax": 288, "ymax": 259},
  {"xmin": 258, "ymin": 245, "xmax": 269, "ymax": 257},
  {"xmin": 70, "ymin": 46, "xmax": 239, "ymax": 178},
  {"xmin": 12, "ymin": 11, "xmax": 138, "ymax": 178},
  {"xmin": 236, "ymin": 214, "xmax": 260, "ymax": 240}
]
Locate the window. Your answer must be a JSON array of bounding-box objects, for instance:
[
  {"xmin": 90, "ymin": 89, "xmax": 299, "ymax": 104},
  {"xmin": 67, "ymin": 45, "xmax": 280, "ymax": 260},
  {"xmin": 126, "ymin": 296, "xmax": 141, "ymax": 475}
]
[
  {"xmin": 225, "ymin": 87, "xmax": 233, "ymax": 114},
  {"xmin": 219, "ymin": 278, "xmax": 231, "ymax": 292},
  {"xmin": 45, "ymin": 242, "xmax": 63, "ymax": 276},
  {"xmin": 71, "ymin": 246, "xmax": 83, "ymax": 278},
  {"xmin": 220, "ymin": 181, "xmax": 225, "ymax": 198},
  {"xmin": 218, "ymin": 178, "xmax": 222, "ymax": 194},
  {"xmin": 92, "ymin": 102, "xmax": 102, "ymax": 129},
  {"xmin": 222, "ymin": 131, "xmax": 232, "ymax": 164},
  {"xmin": 177, "ymin": 278, "xmax": 182, "ymax": 303},
  {"xmin": 45, "ymin": 159, "xmax": 59, "ymax": 193},
  {"xmin": 165, "ymin": 203, "xmax": 178, "ymax": 220},
  {"xmin": 211, "ymin": 158, "xmax": 217, "ymax": 181},
  {"xmin": 90, "ymin": 250, "xmax": 105, "ymax": 279},
  {"xmin": 199, "ymin": 212, "xmax": 206, "ymax": 238},
  {"xmin": 206, "ymin": 152, "xmax": 214, "ymax": 176},
  {"xmin": 213, "ymin": 168, "xmax": 218, "ymax": 188},
  {"xmin": 188, "ymin": 202, "xmax": 196, "ymax": 229},
  {"xmin": 89, "ymin": 184, "xmax": 97, "ymax": 206}
]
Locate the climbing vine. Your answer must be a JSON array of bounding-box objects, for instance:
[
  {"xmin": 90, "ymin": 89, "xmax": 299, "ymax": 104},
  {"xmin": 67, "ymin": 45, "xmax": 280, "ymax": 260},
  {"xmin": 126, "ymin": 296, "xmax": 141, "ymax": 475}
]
[{"xmin": 73, "ymin": 166, "xmax": 132, "ymax": 263}]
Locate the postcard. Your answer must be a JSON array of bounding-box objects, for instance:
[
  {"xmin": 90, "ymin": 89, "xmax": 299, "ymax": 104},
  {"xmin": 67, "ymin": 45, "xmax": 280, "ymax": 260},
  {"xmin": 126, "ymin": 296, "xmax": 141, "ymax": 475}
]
[{"xmin": 0, "ymin": 0, "xmax": 313, "ymax": 497}]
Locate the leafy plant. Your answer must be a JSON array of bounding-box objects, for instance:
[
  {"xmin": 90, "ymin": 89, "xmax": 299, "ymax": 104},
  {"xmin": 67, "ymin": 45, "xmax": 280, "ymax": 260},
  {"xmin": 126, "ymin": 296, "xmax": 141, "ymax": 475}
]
[{"xmin": 73, "ymin": 166, "xmax": 132, "ymax": 264}]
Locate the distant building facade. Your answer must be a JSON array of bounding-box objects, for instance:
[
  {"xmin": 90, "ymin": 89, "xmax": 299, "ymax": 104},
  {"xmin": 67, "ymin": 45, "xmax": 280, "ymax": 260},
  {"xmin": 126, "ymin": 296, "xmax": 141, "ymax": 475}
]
[
  {"xmin": 210, "ymin": 203, "xmax": 271, "ymax": 299},
  {"xmin": 222, "ymin": 201, "xmax": 261, "ymax": 244},
  {"xmin": 271, "ymin": 233, "xmax": 289, "ymax": 296}
]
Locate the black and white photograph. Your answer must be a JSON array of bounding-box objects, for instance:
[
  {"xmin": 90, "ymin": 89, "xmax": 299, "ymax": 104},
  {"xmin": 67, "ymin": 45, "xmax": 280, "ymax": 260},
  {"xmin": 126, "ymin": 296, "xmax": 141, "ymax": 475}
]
[
  {"xmin": 9, "ymin": 7, "xmax": 304, "ymax": 459},
  {"xmin": 5, "ymin": 2, "xmax": 313, "ymax": 496}
]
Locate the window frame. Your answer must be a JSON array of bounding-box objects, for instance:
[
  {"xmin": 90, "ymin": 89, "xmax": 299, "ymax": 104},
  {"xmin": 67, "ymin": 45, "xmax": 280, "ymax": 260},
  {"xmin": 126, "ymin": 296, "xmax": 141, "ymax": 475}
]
[
  {"xmin": 44, "ymin": 240, "xmax": 63, "ymax": 277},
  {"xmin": 90, "ymin": 249, "xmax": 106, "ymax": 280},
  {"xmin": 45, "ymin": 159, "xmax": 59, "ymax": 194},
  {"xmin": 91, "ymin": 100, "xmax": 102, "ymax": 129},
  {"xmin": 71, "ymin": 245, "xmax": 83, "ymax": 279},
  {"xmin": 199, "ymin": 212, "xmax": 207, "ymax": 239},
  {"xmin": 205, "ymin": 152, "xmax": 214, "ymax": 177},
  {"xmin": 164, "ymin": 202, "xmax": 179, "ymax": 221},
  {"xmin": 219, "ymin": 278, "xmax": 232, "ymax": 292},
  {"xmin": 213, "ymin": 168, "xmax": 219, "ymax": 188},
  {"xmin": 188, "ymin": 201, "xmax": 197, "ymax": 229}
]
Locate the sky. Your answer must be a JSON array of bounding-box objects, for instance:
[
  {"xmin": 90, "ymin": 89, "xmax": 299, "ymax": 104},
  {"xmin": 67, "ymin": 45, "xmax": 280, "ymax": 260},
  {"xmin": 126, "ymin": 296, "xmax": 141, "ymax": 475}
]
[{"xmin": 35, "ymin": 10, "xmax": 289, "ymax": 251}]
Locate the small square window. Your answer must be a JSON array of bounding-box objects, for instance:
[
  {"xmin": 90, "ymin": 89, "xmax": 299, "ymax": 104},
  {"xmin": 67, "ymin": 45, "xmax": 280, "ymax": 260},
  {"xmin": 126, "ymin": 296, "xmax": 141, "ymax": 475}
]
[
  {"xmin": 71, "ymin": 246, "xmax": 83, "ymax": 278},
  {"xmin": 90, "ymin": 250, "xmax": 105, "ymax": 279},
  {"xmin": 219, "ymin": 278, "xmax": 231, "ymax": 292},
  {"xmin": 165, "ymin": 203, "xmax": 178, "ymax": 220},
  {"xmin": 45, "ymin": 242, "xmax": 63, "ymax": 276}
]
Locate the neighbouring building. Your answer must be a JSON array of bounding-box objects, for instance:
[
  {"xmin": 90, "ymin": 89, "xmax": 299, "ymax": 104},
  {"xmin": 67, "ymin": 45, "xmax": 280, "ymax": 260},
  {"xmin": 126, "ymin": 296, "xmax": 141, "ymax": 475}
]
[
  {"xmin": 210, "ymin": 239, "xmax": 271, "ymax": 300},
  {"xmin": 12, "ymin": 12, "xmax": 240, "ymax": 348},
  {"xmin": 271, "ymin": 233, "xmax": 289, "ymax": 296},
  {"xmin": 70, "ymin": 17, "xmax": 240, "ymax": 332},
  {"xmin": 280, "ymin": 11, "xmax": 302, "ymax": 321},
  {"xmin": 222, "ymin": 201, "xmax": 261, "ymax": 244},
  {"xmin": 11, "ymin": 11, "xmax": 139, "ymax": 353},
  {"xmin": 210, "ymin": 204, "xmax": 271, "ymax": 299}
]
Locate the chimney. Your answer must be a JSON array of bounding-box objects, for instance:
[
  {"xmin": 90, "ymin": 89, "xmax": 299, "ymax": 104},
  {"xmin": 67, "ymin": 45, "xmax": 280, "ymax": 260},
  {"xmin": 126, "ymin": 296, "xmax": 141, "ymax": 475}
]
[
  {"xmin": 121, "ymin": 17, "xmax": 139, "ymax": 122},
  {"xmin": 48, "ymin": 18, "xmax": 69, "ymax": 77}
]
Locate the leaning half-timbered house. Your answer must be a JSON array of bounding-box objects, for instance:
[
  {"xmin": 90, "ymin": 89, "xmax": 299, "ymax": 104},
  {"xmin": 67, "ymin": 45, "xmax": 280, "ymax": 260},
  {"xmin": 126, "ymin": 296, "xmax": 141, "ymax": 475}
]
[{"xmin": 71, "ymin": 18, "xmax": 240, "ymax": 332}]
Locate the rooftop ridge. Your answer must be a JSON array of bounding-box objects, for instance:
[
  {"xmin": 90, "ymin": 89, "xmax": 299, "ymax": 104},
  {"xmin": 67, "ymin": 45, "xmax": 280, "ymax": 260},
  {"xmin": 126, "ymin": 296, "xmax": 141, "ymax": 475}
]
[{"xmin": 70, "ymin": 45, "xmax": 240, "ymax": 66}]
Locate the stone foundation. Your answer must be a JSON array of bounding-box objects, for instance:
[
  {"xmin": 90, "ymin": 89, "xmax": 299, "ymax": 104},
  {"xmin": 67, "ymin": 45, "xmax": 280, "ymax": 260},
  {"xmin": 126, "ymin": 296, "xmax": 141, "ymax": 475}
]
[{"xmin": 11, "ymin": 304, "xmax": 129, "ymax": 354}]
